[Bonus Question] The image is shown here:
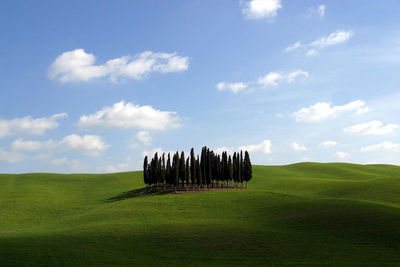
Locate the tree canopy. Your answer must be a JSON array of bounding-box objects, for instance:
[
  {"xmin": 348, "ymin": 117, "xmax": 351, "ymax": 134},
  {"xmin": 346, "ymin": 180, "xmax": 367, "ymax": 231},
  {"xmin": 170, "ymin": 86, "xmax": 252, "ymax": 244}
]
[{"xmin": 143, "ymin": 146, "xmax": 252, "ymax": 188}]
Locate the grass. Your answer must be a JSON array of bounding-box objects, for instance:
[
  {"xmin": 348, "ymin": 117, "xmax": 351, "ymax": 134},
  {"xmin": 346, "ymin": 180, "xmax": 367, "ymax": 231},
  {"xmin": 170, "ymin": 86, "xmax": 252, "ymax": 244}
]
[{"xmin": 1, "ymin": 162, "xmax": 400, "ymax": 266}]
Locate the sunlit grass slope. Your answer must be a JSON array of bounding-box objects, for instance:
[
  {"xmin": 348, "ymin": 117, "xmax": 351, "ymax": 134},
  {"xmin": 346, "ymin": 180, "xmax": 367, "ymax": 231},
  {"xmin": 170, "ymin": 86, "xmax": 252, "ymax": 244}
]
[{"xmin": 1, "ymin": 163, "xmax": 400, "ymax": 266}]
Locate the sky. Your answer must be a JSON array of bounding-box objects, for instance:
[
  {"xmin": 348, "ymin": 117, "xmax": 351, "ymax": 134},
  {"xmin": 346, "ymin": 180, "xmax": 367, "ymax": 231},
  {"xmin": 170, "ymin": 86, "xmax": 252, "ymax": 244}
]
[{"xmin": 1, "ymin": 0, "xmax": 400, "ymax": 173}]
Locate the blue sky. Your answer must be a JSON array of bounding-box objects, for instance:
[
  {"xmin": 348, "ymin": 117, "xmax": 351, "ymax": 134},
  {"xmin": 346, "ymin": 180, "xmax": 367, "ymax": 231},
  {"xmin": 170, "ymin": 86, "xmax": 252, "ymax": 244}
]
[{"xmin": 1, "ymin": 0, "xmax": 400, "ymax": 173}]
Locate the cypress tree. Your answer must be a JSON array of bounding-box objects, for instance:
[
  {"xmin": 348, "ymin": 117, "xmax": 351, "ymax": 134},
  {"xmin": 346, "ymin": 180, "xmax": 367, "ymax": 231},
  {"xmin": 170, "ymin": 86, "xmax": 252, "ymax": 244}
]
[
  {"xmin": 216, "ymin": 155, "xmax": 221, "ymax": 183},
  {"xmin": 225, "ymin": 152, "xmax": 229, "ymax": 182},
  {"xmin": 200, "ymin": 147, "xmax": 206, "ymax": 185},
  {"xmin": 196, "ymin": 155, "xmax": 202, "ymax": 186},
  {"xmin": 175, "ymin": 152, "xmax": 180, "ymax": 187},
  {"xmin": 179, "ymin": 151, "xmax": 185, "ymax": 187},
  {"xmin": 143, "ymin": 155, "xmax": 148, "ymax": 186},
  {"xmin": 190, "ymin": 148, "xmax": 195, "ymax": 185},
  {"xmin": 243, "ymin": 151, "xmax": 252, "ymax": 188},
  {"xmin": 228, "ymin": 155, "xmax": 233, "ymax": 185},
  {"xmin": 158, "ymin": 155, "xmax": 162, "ymax": 184},
  {"xmin": 186, "ymin": 157, "xmax": 190, "ymax": 186},
  {"xmin": 235, "ymin": 152, "xmax": 240, "ymax": 186},
  {"xmin": 166, "ymin": 153, "xmax": 171, "ymax": 185},
  {"xmin": 161, "ymin": 153, "xmax": 166, "ymax": 184},
  {"xmin": 206, "ymin": 148, "xmax": 212, "ymax": 186},
  {"xmin": 153, "ymin": 152, "xmax": 159, "ymax": 185},
  {"xmin": 240, "ymin": 151, "xmax": 244, "ymax": 186}
]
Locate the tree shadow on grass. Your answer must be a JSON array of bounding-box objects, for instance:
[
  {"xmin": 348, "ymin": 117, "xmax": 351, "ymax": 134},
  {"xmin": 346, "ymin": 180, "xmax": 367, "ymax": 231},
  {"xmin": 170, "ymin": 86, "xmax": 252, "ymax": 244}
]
[{"xmin": 104, "ymin": 187, "xmax": 173, "ymax": 203}]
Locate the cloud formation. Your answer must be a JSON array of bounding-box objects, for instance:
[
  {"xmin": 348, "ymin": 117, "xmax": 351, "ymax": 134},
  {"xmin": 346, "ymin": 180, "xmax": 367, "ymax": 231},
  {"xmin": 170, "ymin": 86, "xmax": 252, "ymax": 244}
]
[
  {"xmin": 0, "ymin": 113, "xmax": 67, "ymax": 139},
  {"xmin": 319, "ymin": 141, "xmax": 337, "ymax": 148},
  {"xmin": 0, "ymin": 133, "xmax": 108, "ymax": 163},
  {"xmin": 130, "ymin": 131, "xmax": 152, "ymax": 148},
  {"xmin": 216, "ymin": 82, "xmax": 247, "ymax": 94},
  {"xmin": 48, "ymin": 49, "xmax": 189, "ymax": 83},
  {"xmin": 77, "ymin": 101, "xmax": 180, "ymax": 131},
  {"xmin": 8, "ymin": 134, "xmax": 107, "ymax": 156},
  {"xmin": 344, "ymin": 120, "xmax": 400, "ymax": 135},
  {"xmin": 242, "ymin": 0, "xmax": 282, "ymax": 19},
  {"xmin": 291, "ymin": 100, "xmax": 368, "ymax": 122},
  {"xmin": 285, "ymin": 30, "xmax": 353, "ymax": 55},
  {"xmin": 291, "ymin": 142, "xmax": 307, "ymax": 151},
  {"xmin": 317, "ymin": 4, "xmax": 326, "ymax": 17},
  {"xmin": 361, "ymin": 141, "xmax": 400, "ymax": 152},
  {"xmin": 239, "ymin": 139, "xmax": 272, "ymax": 154},
  {"xmin": 57, "ymin": 134, "xmax": 109, "ymax": 156},
  {"xmin": 258, "ymin": 70, "xmax": 309, "ymax": 87},
  {"xmin": 333, "ymin": 151, "xmax": 349, "ymax": 159}
]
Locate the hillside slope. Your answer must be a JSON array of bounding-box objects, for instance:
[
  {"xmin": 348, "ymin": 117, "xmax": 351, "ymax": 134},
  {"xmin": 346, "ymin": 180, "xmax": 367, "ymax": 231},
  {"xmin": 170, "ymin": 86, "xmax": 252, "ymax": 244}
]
[{"xmin": 1, "ymin": 163, "xmax": 400, "ymax": 266}]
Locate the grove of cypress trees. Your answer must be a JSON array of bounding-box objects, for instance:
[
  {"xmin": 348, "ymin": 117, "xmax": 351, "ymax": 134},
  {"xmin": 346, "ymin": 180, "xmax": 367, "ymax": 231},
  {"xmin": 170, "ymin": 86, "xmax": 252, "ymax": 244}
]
[{"xmin": 142, "ymin": 147, "xmax": 252, "ymax": 189}]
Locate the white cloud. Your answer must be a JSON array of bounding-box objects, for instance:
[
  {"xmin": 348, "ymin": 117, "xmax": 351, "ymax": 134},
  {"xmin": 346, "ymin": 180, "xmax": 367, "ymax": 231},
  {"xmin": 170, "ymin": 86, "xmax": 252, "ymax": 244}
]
[
  {"xmin": 333, "ymin": 151, "xmax": 349, "ymax": 159},
  {"xmin": 0, "ymin": 113, "xmax": 67, "ymax": 139},
  {"xmin": 356, "ymin": 107, "xmax": 370, "ymax": 114},
  {"xmin": 130, "ymin": 131, "xmax": 152, "ymax": 148},
  {"xmin": 291, "ymin": 142, "xmax": 307, "ymax": 151},
  {"xmin": 287, "ymin": 70, "xmax": 309, "ymax": 83},
  {"xmin": 285, "ymin": 41, "xmax": 302, "ymax": 52},
  {"xmin": 216, "ymin": 82, "xmax": 247, "ymax": 94},
  {"xmin": 292, "ymin": 100, "xmax": 368, "ymax": 122},
  {"xmin": 48, "ymin": 49, "xmax": 189, "ymax": 83},
  {"xmin": 317, "ymin": 4, "xmax": 326, "ymax": 17},
  {"xmin": 0, "ymin": 148, "xmax": 25, "ymax": 163},
  {"xmin": 239, "ymin": 140, "xmax": 272, "ymax": 154},
  {"xmin": 310, "ymin": 30, "xmax": 353, "ymax": 48},
  {"xmin": 258, "ymin": 70, "xmax": 308, "ymax": 87},
  {"xmin": 77, "ymin": 101, "xmax": 180, "ymax": 131},
  {"xmin": 319, "ymin": 141, "xmax": 337, "ymax": 148},
  {"xmin": 142, "ymin": 147, "xmax": 165, "ymax": 158},
  {"xmin": 344, "ymin": 120, "xmax": 400, "ymax": 135},
  {"xmin": 57, "ymin": 134, "xmax": 108, "ymax": 156},
  {"xmin": 135, "ymin": 131, "xmax": 152, "ymax": 146},
  {"xmin": 214, "ymin": 146, "xmax": 233, "ymax": 155},
  {"xmin": 306, "ymin": 49, "xmax": 318, "ymax": 56},
  {"xmin": 10, "ymin": 139, "xmax": 44, "ymax": 151},
  {"xmin": 258, "ymin": 72, "xmax": 283, "ymax": 86},
  {"xmin": 0, "ymin": 134, "xmax": 108, "ymax": 163},
  {"xmin": 286, "ymin": 29, "xmax": 353, "ymax": 55},
  {"xmin": 242, "ymin": 0, "xmax": 282, "ymax": 19},
  {"xmin": 361, "ymin": 141, "xmax": 400, "ymax": 152}
]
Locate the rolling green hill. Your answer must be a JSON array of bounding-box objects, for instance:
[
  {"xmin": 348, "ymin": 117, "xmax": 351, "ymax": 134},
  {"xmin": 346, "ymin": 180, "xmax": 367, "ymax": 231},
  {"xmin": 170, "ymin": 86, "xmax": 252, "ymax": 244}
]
[{"xmin": 1, "ymin": 163, "xmax": 400, "ymax": 266}]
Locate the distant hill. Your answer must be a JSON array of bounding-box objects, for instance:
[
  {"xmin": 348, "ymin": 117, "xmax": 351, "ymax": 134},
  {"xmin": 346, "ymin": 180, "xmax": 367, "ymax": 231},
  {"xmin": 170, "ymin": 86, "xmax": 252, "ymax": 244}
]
[{"xmin": 1, "ymin": 163, "xmax": 400, "ymax": 266}]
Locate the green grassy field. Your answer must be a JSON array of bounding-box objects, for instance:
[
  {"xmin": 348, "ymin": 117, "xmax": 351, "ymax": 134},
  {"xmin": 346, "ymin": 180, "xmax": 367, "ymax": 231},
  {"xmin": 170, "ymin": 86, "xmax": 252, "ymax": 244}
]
[{"xmin": 1, "ymin": 163, "xmax": 400, "ymax": 266}]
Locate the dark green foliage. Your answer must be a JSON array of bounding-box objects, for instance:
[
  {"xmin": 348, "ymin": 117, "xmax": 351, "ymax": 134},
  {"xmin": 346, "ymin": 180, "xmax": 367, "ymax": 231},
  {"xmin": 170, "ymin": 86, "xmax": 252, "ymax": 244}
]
[
  {"xmin": 196, "ymin": 156, "xmax": 202, "ymax": 185},
  {"xmin": 243, "ymin": 151, "xmax": 252, "ymax": 187},
  {"xmin": 143, "ymin": 156, "xmax": 149, "ymax": 185},
  {"xmin": 142, "ymin": 147, "xmax": 252, "ymax": 188},
  {"xmin": 228, "ymin": 155, "xmax": 233, "ymax": 184},
  {"xmin": 185, "ymin": 157, "xmax": 190, "ymax": 186},
  {"xmin": 161, "ymin": 153, "xmax": 166, "ymax": 184},
  {"xmin": 179, "ymin": 152, "xmax": 186, "ymax": 186},
  {"xmin": 190, "ymin": 148, "xmax": 196, "ymax": 185}
]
